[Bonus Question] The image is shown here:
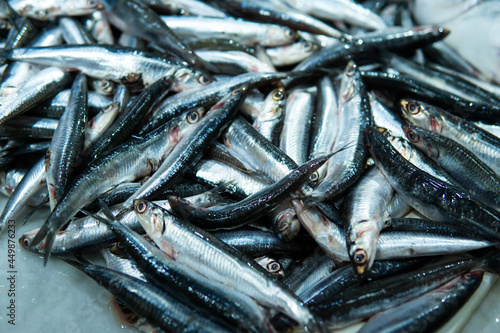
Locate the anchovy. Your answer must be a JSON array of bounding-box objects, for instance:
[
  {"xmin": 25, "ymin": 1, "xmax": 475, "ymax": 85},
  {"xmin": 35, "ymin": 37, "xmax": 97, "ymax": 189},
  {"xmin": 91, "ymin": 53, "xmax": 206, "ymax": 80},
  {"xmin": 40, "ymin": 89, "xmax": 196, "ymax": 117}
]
[
  {"xmin": 64, "ymin": 259, "xmax": 232, "ymax": 333},
  {"xmin": 403, "ymin": 125, "xmax": 500, "ymax": 210},
  {"xmin": 213, "ymin": 229, "xmax": 312, "ymax": 256},
  {"xmin": 160, "ymin": 16, "xmax": 298, "ymax": 47},
  {"xmin": 30, "ymin": 108, "xmax": 202, "ymax": 263},
  {"xmin": 220, "ymin": 0, "xmax": 345, "ymax": 38},
  {"xmin": 309, "ymin": 75, "xmax": 339, "ymax": 182},
  {"xmin": 283, "ymin": 0, "xmax": 387, "ymax": 31},
  {"xmin": 168, "ymin": 153, "xmax": 332, "ymax": 229},
  {"xmin": 84, "ymin": 102, "xmax": 121, "ymax": 148},
  {"xmin": 121, "ymin": 87, "xmax": 247, "ymax": 211},
  {"xmin": 84, "ymin": 76, "xmax": 173, "ymax": 162},
  {"xmin": 0, "ymin": 66, "xmax": 72, "ymax": 125},
  {"xmin": 400, "ymin": 99, "xmax": 500, "ymax": 175},
  {"xmin": 0, "ymin": 116, "xmax": 58, "ymax": 140},
  {"xmin": 303, "ymin": 258, "xmax": 427, "ymax": 306},
  {"xmin": 46, "ymin": 73, "xmax": 88, "ymax": 209},
  {"xmin": 0, "ymin": 45, "xmax": 208, "ymax": 91},
  {"xmin": 252, "ymin": 87, "xmax": 286, "ymax": 145},
  {"xmin": 280, "ymin": 89, "xmax": 315, "ymax": 165},
  {"xmin": 4, "ymin": 0, "xmax": 102, "ymax": 21},
  {"xmin": 142, "ymin": 71, "xmax": 292, "ymax": 134},
  {"xmin": 100, "ymin": 0, "xmax": 219, "ymax": 75},
  {"xmin": 343, "ymin": 166, "xmax": 393, "ymax": 275},
  {"xmin": 134, "ymin": 199, "xmax": 324, "ymax": 331},
  {"xmin": 367, "ymin": 127, "xmax": 500, "ymax": 241},
  {"xmin": 87, "ymin": 208, "xmax": 270, "ymax": 333},
  {"xmin": 308, "ymin": 61, "xmax": 371, "ymax": 202},
  {"xmin": 0, "ymin": 156, "xmax": 46, "ymax": 233},
  {"xmin": 196, "ymin": 50, "xmax": 276, "ymax": 74},
  {"xmin": 266, "ymin": 40, "xmax": 319, "ymax": 67}
]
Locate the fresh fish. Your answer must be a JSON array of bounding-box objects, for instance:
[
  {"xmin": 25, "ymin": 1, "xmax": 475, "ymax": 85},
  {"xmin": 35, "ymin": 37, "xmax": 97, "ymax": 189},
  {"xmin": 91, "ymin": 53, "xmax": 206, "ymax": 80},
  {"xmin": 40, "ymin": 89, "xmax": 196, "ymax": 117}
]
[
  {"xmin": 343, "ymin": 166, "xmax": 393, "ymax": 275},
  {"xmin": 0, "ymin": 67, "xmax": 72, "ymax": 125},
  {"xmin": 134, "ymin": 199, "xmax": 324, "ymax": 331},
  {"xmin": 30, "ymin": 108, "xmax": 203, "ymax": 263},
  {"xmin": 400, "ymin": 99, "xmax": 500, "ymax": 175},
  {"xmin": 64, "ymin": 259, "xmax": 232, "ymax": 333},
  {"xmin": 120, "ymin": 87, "xmax": 247, "ymax": 211},
  {"xmin": 46, "ymin": 73, "xmax": 88, "ymax": 209},
  {"xmin": 168, "ymin": 153, "xmax": 332, "ymax": 229},
  {"xmin": 84, "ymin": 102, "xmax": 121, "ymax": 148},
  {"xmin": 403, "ymin": 124, "xmax": 500, "ymax": 210},
  {"xmin": 367, "ymin": 127, "xmax": 500, "ymax": 241},
  {"xmin": 0, "ymin": 45, "xmax": 208, "ymax": 91},
  {"xmin": 266, "ymin": 40, "xmax": 319, "ymax": 67},
  {"xmin": 220, "ymin": 0, "xmax": 345, "ymax": 38},
  {"xmin": 100, "ymin": 0, "xmax": 219, "ymax": 75},
  {"xmin": 252, "ymin": 87, "xmax": 286, "ymax": 145},
  {"xmin": 280, "ymin": 89, "xmax": 315, "ymax": 165},
  {"xmin": 4, "ymin": 0, "xmax": 102, "ymax": 20},
  {"xmin": 308, "ymin": 75, "xmax": 339, "ymax": 182},
  {"xmin": 358, "ymin": 270, "xmax": 483, "ymax": 333},
  {"xmin": 0, "ymin": 156, "xmax": 46, "ymax": 233},
  {"xmin": 83, "ymin": 76, "xmax": 173, "ymax": 162},
  {"xmin": 160, "ymin": 16, "xmax": 298, "ymax": 47},
  {"xmin": 307, "ymin": 61, "xmax": 371, "ymax": 202},
  {"xmin": 282, "ymin": 0, "xmax": 387, "ymax": 31}
]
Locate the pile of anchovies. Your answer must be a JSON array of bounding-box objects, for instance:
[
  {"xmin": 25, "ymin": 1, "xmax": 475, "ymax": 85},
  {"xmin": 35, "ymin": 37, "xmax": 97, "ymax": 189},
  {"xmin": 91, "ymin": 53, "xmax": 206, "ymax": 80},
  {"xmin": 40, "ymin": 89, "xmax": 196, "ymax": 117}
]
[{"xmin": 1, "ymin": 0, "xmax": 500, "ymax": 332}]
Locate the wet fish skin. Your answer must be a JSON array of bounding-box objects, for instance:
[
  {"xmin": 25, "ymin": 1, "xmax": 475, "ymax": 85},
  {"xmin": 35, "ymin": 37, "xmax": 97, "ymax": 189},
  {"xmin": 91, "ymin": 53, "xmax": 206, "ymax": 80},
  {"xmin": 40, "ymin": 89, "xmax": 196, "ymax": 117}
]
[
  {"xmin": 168, "ymin": 153, "xmax": 333, "ymax": 230},
  {"xmin": 0, "ymin": 66, "xmax": 72, "ymax": 125},
  {"xmin": 0, "ymin": 45, "xmax": 207, "ymax": 91},
  {"xmin": 307, "ymin": 61, "xmax": 371, "ymax": 202},
  {"xmin": 367, "ymin": 127, "xmax": 500, "ymax": 241},
  {"xmin": 134, "ymin": 199, "xmax": 325, "ymax": 332},
  {"xmin": 83, "ymin": 76, "xmax": 173, "ymax": 162},
  {"xmin": 403, "ymin": 124, "xmax": 500, "ymax": 210},
  {"xmin": 46, "ymin": 73, "xmax": 88, "ymax": 209},
  {"xmin": 64, "ymin": 259, "xmax": 233, "ymax": 333},
  {"xmin": 400, "ymin": 98, "xmax": 500, "ymax": 175},
  {"xmin": 141, "ymin": 71, "xmax": 292, "ymax": 134},
  {"xmin": 90, "ymin": 209, "xmax": 269, "ymax": 333},
  {"xmin": 29, "ymin": 108, "xmax": 200, "ymax": 264},
  {"xmin": 0, "ymin": 156, "xmax": 45, "ymax": 233},
  {"xmin": 100, "ymin": 0, "xmax": 219, "ymax": 75},
  {"xmin": 121, "ymin": 86, "xmax": 247, "ymax": 211},
  {"xmin": 357, "ymin": 270, "xmax": 484, "ymax": 333},
  {"xmin": 342, "ymin": 166, "xmax": 393, "ymax": 275}
]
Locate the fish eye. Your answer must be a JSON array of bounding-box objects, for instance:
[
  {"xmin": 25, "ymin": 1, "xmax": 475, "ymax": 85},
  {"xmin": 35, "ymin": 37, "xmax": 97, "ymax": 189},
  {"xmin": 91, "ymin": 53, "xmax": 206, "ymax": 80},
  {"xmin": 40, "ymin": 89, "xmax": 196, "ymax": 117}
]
[
  {"xmin": 406, "ymin": 101, "xmax": 420, "ymax": 114},
  {"xmin": 135, "ymin": 201, "xmax": 148, "ymax": 214},
  {"xmin": 88, "ymin": 0, "xmax": 98, "ymax": 7},
  {"xmin": 198, "ymin": 75, "xmax": 211, "ymax": 85},
  {"xmin": 407, "ymin": 131, "xmax": 419, "ymax": 142},
  {"xmin": 302, "ymin": 41, "xmax": 311, "ymax": 49},
  {"xmin": 346, "ymin": 64, "xmax": 357, "ymax": 77},
  {"xmin": 20, "ymin": 236, "xmax": 30, "ymax": 249},
  {"xmin": 354, "ymin": 249, "xmax": 367, "ymax": 265},
  {"xmin": 272, "ymin": 89, "xmax": 285, "ymax": 101},
  {"xmin": 284, "ymin": 28, "xmax": 296, "ymax": 39},
  {"xmin": 309, "ymin": 171, "xmax": 319, "ymax": 182},
  {"xmin": 267, "ymin": 261, "xmax": 281, "ymax": 273},
  {"xmin": 187, "ymin": 110, "xmax": 200, "ymax": 124}
]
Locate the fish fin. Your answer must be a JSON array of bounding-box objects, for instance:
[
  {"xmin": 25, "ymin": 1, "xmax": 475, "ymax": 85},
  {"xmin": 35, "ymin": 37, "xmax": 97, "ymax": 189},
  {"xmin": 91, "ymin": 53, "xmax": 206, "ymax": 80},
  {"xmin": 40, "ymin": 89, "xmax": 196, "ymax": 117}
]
[
  {"xmin": 167, "ymin": 196, "xmax": 196, "ymax": 221},
  {"xmin": 80, "ymin": 209, "xmax": 115, "ymax": 226},
  {"xmin": 42, "ymin": 231, "xmax": 55, "ymax": 266},
  {"xmin": 97, "ymin": 198, "xmax": 117, "ymax": 221},
  {"xmin": 22, "ymin": 196, "xmax": 49, "ymax": 226},
  {"xmin": 61, "ymin": 257, "xmax": 88, "ymax": 271}
]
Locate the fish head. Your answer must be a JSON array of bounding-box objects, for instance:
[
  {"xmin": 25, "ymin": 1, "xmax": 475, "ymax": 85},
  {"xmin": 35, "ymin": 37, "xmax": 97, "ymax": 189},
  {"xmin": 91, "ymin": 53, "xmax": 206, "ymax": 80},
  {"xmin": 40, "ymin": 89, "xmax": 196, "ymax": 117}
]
[
  {"xmin": 134, "ymin": 200, "xmax": 165, "ymax": 239},
  {"xmin": 403, "ymin": 125, "xmax": 440, "ymax": 159},
  {"xmin": 265, "ymin": 26, "xmax": 298, "ymax": 47},
  {"xmin": 172, "ymin": 68, "xmax": 212, "ymax": 92}
]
